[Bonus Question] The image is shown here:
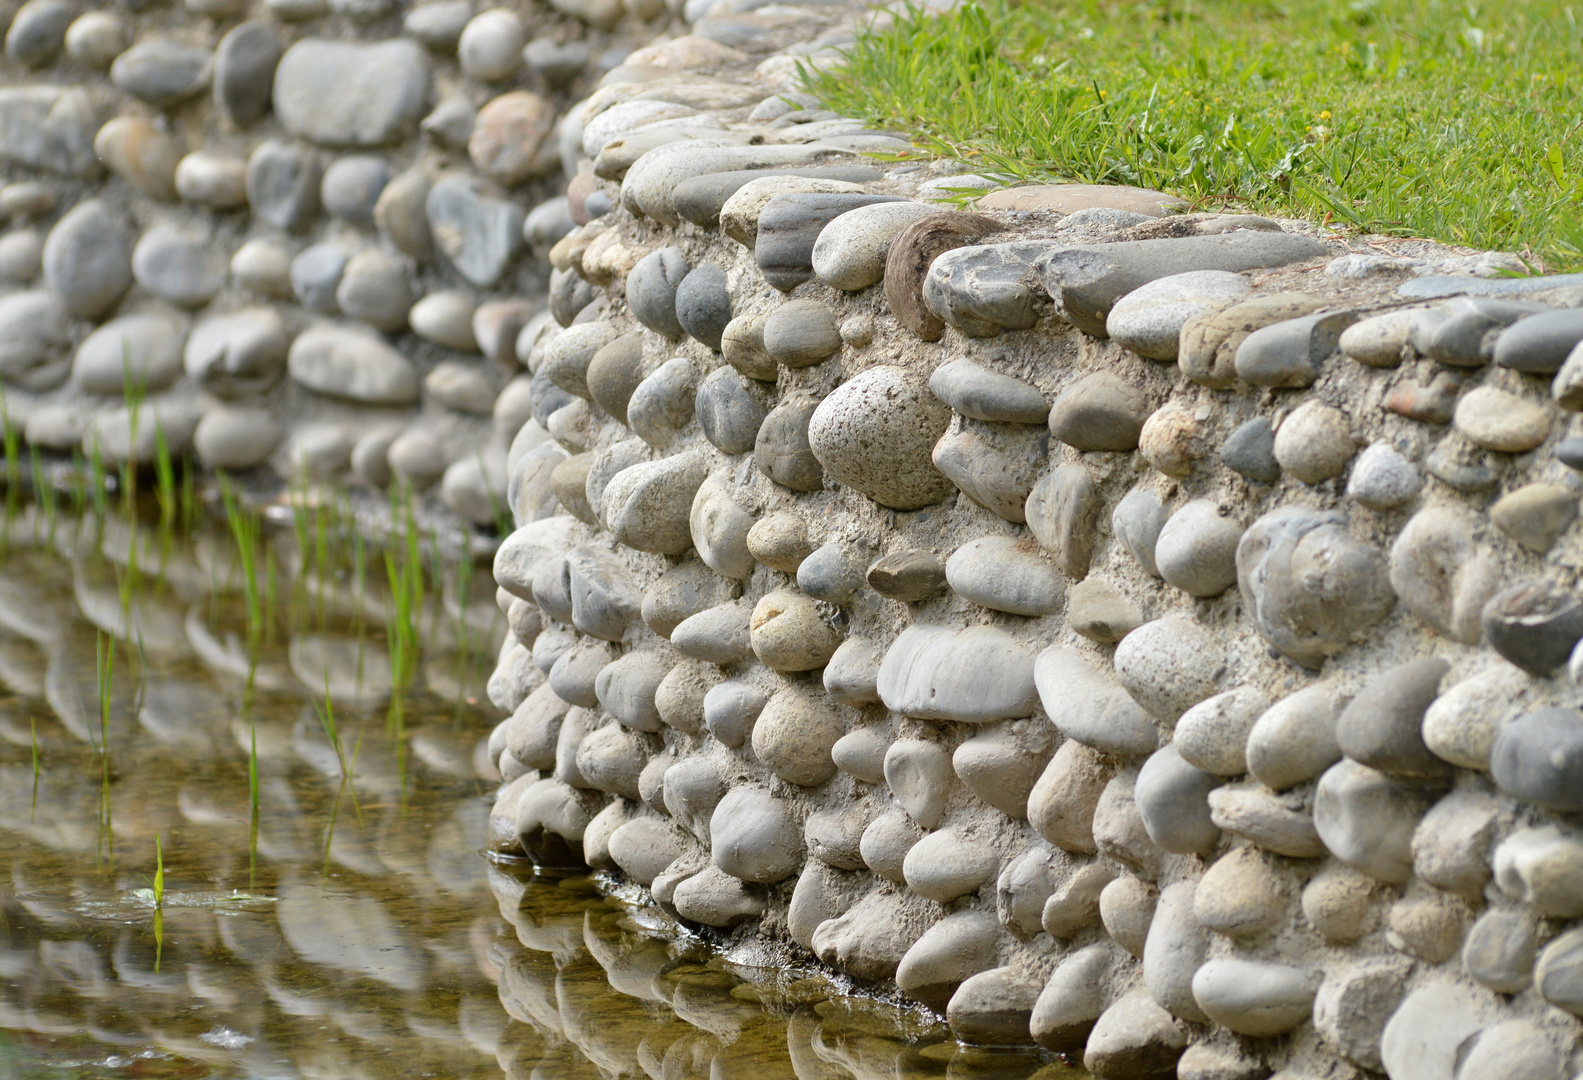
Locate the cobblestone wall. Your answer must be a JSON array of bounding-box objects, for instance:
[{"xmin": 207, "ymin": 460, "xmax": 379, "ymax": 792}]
[{"xmin": 6, "ymin": 0, "xmax": 1583, "ymax": 1074}]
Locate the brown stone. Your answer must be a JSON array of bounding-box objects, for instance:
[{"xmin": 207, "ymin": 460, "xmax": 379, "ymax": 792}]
[
  {"xmin": 1180, "ymin": 291, "xmax": 1326, "ymax": 388},
  {"xmin": 94, "ymin": 117, "xmax": 181, "ymax": 202},
  {"xmin": 882, "ymin": 212, "xmax": 1006, "ymax": 341},
  {"xmin": 1384, "ymin": 370, "xmax": 1464, "ymax": 425},
  {"xmin": 977, "ymin": 183, "xmax": 1187, "ymax": 217},
  {"xmin": 567, "ymin": 167, "xmax": 597, "ymax": 225},
  {"xmin": 469, "ymin": 91, "xmax": 557, "ymax": 186}
]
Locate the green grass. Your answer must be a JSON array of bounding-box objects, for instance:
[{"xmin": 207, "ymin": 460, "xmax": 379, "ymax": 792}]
[{"xmin": 810, "ymin": 0, "xmax": 1583, "ymax": 266}]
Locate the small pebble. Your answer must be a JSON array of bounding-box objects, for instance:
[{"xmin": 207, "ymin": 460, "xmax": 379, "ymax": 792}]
[
  {"xmin": 1220, "ymin": 416, "xmax": 1280, "ymax": 483},
  {"xmin": 1346, "ymin": 442, "xmax": 1422, "ymax": 510},
  {"xmin": 1152, "ymin": 499, "xmax": 1241, "ymax": 598},
  {"xmin": 1489, "ymin": 482, "xmax": 1578, "ymax": 554},
  {"xmin": 1273, "ymin": 401, "xmax": 1355, "ymax": 484},
  {"xmin": 866, "ymin": 549, "xmax": 946, "ymax": 601},
  {"xmin": 763, "ymin": 299, "xmax": 841, "ymax": 367},
  {"xmin": 1047, "ymin": 371, "xmax": 1149, "ymax": 451},
  {"xmin": 1453, "ymin": 386, "xmax": 1551, "ymax": 453},
  {"xmin": 1482, "ymin": 578, "xmax": 1583, "ymax": 676},
  {"xmin": 1111, "ymin": 487, "xmax": 1169, "ymax": 578}
]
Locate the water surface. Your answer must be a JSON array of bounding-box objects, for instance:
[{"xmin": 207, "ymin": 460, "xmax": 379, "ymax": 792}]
[{"xmin": 0, "ymin": 497, "xmax": 1085, "ymax": 1080}]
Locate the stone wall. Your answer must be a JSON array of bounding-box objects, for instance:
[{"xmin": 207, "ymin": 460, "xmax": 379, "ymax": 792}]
[
  {"xmin": 478, "ymin": 25, "xmax": 1583, "ymax": 1080},
  {"xmin": 7, "ymin": 0, "xmax": 1583, "ymax": 1074}
]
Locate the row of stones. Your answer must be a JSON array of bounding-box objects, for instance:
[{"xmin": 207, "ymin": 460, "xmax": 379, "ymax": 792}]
[
  {"xmin": 481, "ymin": 50, "xmax": 1583, "ymax": 1077},
  {"xmin": 0, "ymin": 0, "xmax": 869, "ymax": 521}
]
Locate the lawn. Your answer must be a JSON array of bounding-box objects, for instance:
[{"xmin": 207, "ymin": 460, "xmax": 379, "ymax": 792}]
[{"xmin": 805, "ymin": 0, "xmax": 1583, "ymax": 268}]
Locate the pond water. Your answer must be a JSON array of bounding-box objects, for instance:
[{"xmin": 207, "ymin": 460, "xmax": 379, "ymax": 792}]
[{"xmin": 0, "ymin": 493, "xmax": 1084, "ymax": 1080}]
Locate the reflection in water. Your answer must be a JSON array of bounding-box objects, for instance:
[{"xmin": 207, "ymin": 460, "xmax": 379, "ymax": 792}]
[{"xmin": 0, "ymin": 500, "xmax": 1083, "ymax": 1080}]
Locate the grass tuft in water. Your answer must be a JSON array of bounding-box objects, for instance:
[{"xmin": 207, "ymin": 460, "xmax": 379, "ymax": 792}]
[{"xmin": 810, "ymin": 0, "xmax": 1583, "ymax": 267}]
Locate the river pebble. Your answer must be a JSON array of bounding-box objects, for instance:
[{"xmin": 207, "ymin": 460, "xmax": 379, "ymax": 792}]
[
  {"xmin": 1047, "ymin": 371, "xmax": 1149, "ymax": 451},
  {"xmin": 929, "ymin": 358, "xmax": 1048, "ymax": 423},
  {"xmin": 1234, "ymin": 309, "xmax": 1355, "ymax": 387},
  {"xmin": 808, "ymin": 365, "xmax": 955, "ymax": 509},
  {"xmin": 1482, "ymin": 578, "xmax": 1583, "ymax": 676},
  {"xmin": 626, "ymin": 246, "xmax": 689, "ymax": 338},
  {"xmin": 1454, "ymin": 386, "xmax": 1551, "ymax": 452},
  {"xmin": 1106, "ymin": 270, "xmax": 1250, "ymax": 361},
  {"xmin": 674, "ymin": 262, "xmax": 732, "ymax": 349},
  {"xmin": 1490, "ymin": 707, "xmax": 1583, "ymax": 812},
  {"xmin": 1111, "ymin": 487, "xmax": 1169, "ymax": 577},
  {"xmin": 812, "ymin": 200, "xmax": 934, "ymax": 291},
  {"xmin": 43, "ymin": 201, "xmax": 131, "ymax": 318},
  {"xmin": 1273, "ymin": 401, "xmax": 1355, "ymax": 483},
  {"xmin": 763, "ymin": 299, "xmax": 840, "ymax": 367},
  {"xmin": 1314, "ymin": 759, "xmax": 1439, "ymax": 883},
  {"xmin": 1135, "ymin": 745, "xmax": 1219, "ymax": 854},
  {"xmin": 1489, "ymin": 482, "xmax": 1577, "ymax": 553},
  {"xmin": 1153, "ymin": 499, "xmax": 1241, "ymax": 597},
  {"xmin": 879, "ymin": 624, "xmax": 1039, "ymax": 723},
  {"xmin": 1347, "ymin": 441, "xmax": 1422, "ymax": 510},
  {"xmin": 1336, "ymin": 658, "xmax": 1452, "ymax": 778}
]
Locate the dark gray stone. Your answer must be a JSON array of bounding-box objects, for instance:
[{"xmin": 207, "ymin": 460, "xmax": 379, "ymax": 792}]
[
  {"xmin": 1233, "ymin": 309, "xmax": 1357, "ymax": 387},
  {"xmin": 246, "ymin": 140, "xmax": 321, "ymax": 232},
  {"xmin": 529, "ymin": 372, "xmax": 575, "ymax": 429},
  {"xmin": 290, "ymin": 243, "xmax": 350, "ymax": 314},
  {"xmin": 522, "ymin": 38, "xmax": 589, "ymax": 86},
  {"xmin": 110, "ymin": 40, "xmax": 213, "ymax": 108},
  {"xmin": 214, "ymin": 22, "xmax": 280, "ymax": 127},
  {"xmin": 1221, "ymin": 416, "xmax": 1280, "ymax": 483},
  {"xmin": 695, "ymin": 366, "xmax": 768, "ymax": 455},
  {"xmin": 1135, "ymin": 744, "xmax": 1220, "ymax": 855},
  {"xmin": 755, "ymin": 192, "xmax": 903, "ymax": 291},
  {"xmin": 6, "ymin": 0, "xmax": 70, "ymax": 67},
  {"xmin": 928, "ymin": 358, "xmax": 1048, "ymax": 423},
  {"xmin": 626, "ymin": 246, "xmax": 689, "ymax": 339},
  {"xmin": 1409, "ymin": 297, "xmax": 1547, "ymax": 366},
  {"xmin": 1557, "ymin": 437, "xmax": 1583, "ymax": 470},
  {"xmin": 675, "ymin": 263, "xmax": 732, "ymax": 350},
  {"xmin": 584, "ymin": 190, "xmax": 613, "ymax": 218},
  {"xmin": 755, "ymin": 395, "xmax": 824, "ymax": 490},
  {"xmin": 923, "ymin": 240, "xmax": 1052, "ymax": 337},
  {"xmin": 797, "ymin": 542, "xmax": 868, "ymax": 603},
  {"xmin": 672, "ymin": 165, "xmax": 885, "ymax": 228},
  {"xmin": 1482, "ymin": 579, "xmax": 1583, "ymax": 677},
  {"xmin": 1336, "ymin": 658, "xmax": 1452, "ymax": 778},
  {"xmin": 273, "ymin": 39, "xmax": 431, "ymax": 147},
  {"xmin": 1494, "ymin": 308, "xmax": 1583, "ymax": 373},
  {"xmin": 1037, "ymin": 230, "xmax": 1328, "ymax": 337},
  {"xmin": 426, "ymin": 176, "xmax": 525, "ymax": 286},
  {"xmin": 321, "ymin": 155, "xmax": 390, "ymax": 225},
  {"xmin": 549, "ymin": 267, "xmax": 595, "ymax": 327},
  {"xmin": 1236, "ymin": 506, "xmax": 1395, "ymax": 668},
  {"xmin": 1491, "ymin": 708, "xmax": 1583, "ymax": 812}
]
